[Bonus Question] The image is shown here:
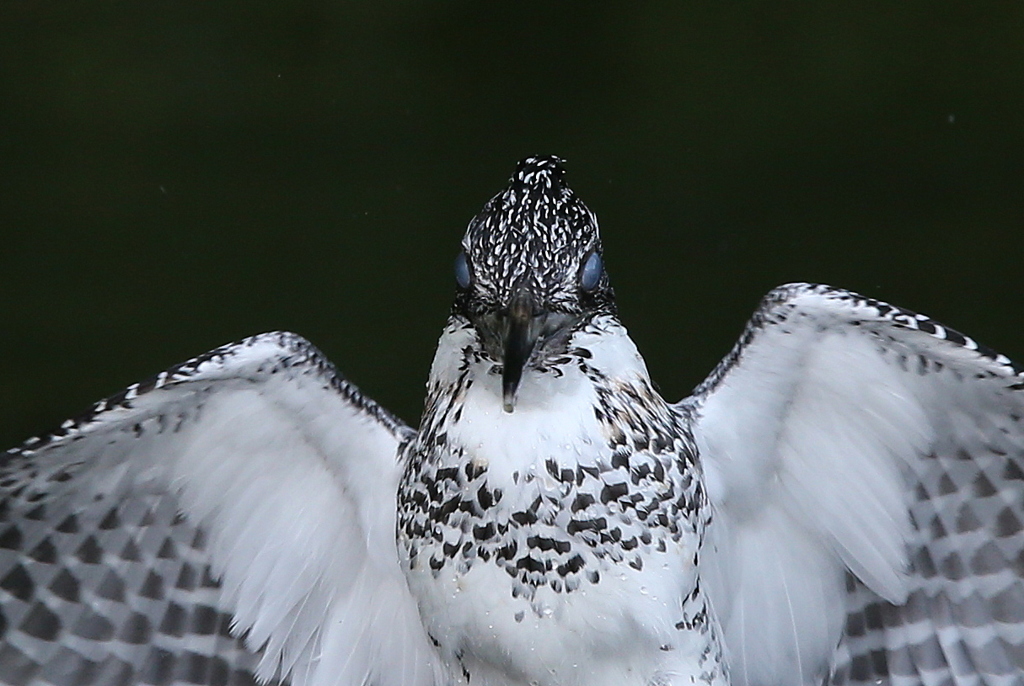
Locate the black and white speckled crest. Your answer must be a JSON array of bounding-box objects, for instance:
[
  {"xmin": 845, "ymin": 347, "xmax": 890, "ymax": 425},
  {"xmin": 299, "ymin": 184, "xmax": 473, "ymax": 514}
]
[{"xmin": 455, "ymin": 156, "xmax": 614, "ymax": 317}]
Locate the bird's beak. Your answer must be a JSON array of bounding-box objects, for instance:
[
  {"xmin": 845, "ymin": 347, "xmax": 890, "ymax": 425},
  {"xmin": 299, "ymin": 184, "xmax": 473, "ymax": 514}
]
[
  {"xmin": 497, "ymin": 292, "xmax": 578, "ymax": 413},
  {"xmin": 502, "ymin": 293, "xmax": 536, "ymax": 413}
]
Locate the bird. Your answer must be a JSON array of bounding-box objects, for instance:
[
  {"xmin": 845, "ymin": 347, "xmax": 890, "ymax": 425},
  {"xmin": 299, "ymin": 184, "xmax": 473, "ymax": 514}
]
[{"xmin": 1, "ymin": 155, "xmax": 1023, "ymax": 686}]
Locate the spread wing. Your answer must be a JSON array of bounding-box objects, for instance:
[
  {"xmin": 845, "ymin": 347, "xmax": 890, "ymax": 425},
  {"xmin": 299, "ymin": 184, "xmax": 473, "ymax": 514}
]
[
  {"xmin": 0, "ymin": 332, "xmax": 444, "ymax": 686},
  {"xmin": 684, "ymin": 283, "xmax": 1024, "ymax": 686}
]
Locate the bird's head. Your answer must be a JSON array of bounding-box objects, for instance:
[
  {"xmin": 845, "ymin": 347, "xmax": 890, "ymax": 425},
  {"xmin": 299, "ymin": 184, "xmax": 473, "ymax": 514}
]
[{"xmin": 453, "ymin": 155, "xmax": 616, "ymax": 413}]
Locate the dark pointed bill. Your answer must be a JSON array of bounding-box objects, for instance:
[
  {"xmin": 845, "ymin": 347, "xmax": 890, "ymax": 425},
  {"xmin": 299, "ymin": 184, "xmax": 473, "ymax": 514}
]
[{"xmin": 502, "ymin": 293, "xmax": 535, "ymax": 413}]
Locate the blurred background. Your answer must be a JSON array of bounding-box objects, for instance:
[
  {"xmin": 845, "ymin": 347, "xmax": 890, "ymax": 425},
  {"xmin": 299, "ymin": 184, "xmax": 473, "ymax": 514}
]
[{"xmin": 1, "ymin": 1, "xmax": 1022, "ymax": 447}]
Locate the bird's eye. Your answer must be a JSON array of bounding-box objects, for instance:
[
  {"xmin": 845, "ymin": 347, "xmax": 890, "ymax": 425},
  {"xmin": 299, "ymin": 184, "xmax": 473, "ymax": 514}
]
[
  {"xmin": 454, "ymin": 251, "xmax": 472, "ymax": 289},
  {"xmin": 580, "ymin": 251, "xmax": 603, "ymax": 292}
]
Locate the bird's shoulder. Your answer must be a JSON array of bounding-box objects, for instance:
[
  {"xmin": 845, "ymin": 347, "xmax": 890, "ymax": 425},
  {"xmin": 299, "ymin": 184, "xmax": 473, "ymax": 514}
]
[{"xmin": 691, "ymin": 282, "xmax": 1021, "ymax": 403}]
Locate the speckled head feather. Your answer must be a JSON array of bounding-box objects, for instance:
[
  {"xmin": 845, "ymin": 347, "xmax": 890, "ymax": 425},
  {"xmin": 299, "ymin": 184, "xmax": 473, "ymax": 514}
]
[{"xmin": 454, "ymin": 155, "xmax": 615, "ymax": 318}]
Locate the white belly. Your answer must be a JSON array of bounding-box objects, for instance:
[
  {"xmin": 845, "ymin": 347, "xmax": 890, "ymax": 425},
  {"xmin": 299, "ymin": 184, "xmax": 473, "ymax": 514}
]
[{"xmin": 406, "ymin": 539, "xmax": 715, "ymax": 686}]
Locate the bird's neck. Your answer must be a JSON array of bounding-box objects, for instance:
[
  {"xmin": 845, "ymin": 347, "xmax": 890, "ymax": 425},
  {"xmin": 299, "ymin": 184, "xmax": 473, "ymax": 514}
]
[{"xmin": 416, "ymin": 314, "xmax": 662, "ymax": 479}]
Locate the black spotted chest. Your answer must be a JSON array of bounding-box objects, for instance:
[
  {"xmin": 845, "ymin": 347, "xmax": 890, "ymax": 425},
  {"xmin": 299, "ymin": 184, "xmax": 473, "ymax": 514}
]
[{"xmin": 396, "ymin": 431, "xmax": 705, "ymax": 598}]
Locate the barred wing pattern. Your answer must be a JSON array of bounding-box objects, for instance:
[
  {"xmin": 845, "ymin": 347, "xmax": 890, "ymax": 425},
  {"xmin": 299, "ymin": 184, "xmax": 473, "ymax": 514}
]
[
  {"xmin": 688, "ymin": 283, "xmax": 1024, "ymax": 686},
  {"xmin": 0, "ymin": 333, "xmax": 444, "ymax": 686}
]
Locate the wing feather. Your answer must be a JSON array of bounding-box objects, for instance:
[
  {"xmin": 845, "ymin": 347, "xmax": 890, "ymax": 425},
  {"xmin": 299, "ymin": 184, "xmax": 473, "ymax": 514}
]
[
  {"xmin": 686, "ymin": 283, "xmax": 1024, "ymax": 686},
  {"xmin": 0, "ymin": 332, "xmax": 444, "ymax": 686}
]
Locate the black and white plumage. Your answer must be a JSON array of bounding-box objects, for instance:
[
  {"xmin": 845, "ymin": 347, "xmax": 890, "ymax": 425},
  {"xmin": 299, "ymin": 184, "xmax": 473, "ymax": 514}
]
[{"xmin": 2, "ymin": 156, "xmax": 1023, "ymax": 686}]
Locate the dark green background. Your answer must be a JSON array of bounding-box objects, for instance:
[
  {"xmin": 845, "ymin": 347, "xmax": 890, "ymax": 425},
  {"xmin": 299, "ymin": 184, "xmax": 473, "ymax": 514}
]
[{"xmin": 2, "ymin": 2, "xmax": 1022, "ymax": 447}]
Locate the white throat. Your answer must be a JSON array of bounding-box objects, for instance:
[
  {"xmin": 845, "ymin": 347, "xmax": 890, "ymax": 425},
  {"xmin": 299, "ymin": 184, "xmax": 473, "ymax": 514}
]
[{"xmin": 423, "ymin": 314, "xmax": 652, "ymax": 481}]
